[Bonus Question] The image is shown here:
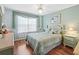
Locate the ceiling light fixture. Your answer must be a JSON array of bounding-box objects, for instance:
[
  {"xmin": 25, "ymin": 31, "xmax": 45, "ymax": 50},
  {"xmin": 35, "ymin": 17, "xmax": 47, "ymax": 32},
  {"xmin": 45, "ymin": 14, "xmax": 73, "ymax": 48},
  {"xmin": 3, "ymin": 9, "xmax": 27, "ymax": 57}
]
[{"xmin": 38, "ymin": 4, "xmax": 43, "ymax": 14}]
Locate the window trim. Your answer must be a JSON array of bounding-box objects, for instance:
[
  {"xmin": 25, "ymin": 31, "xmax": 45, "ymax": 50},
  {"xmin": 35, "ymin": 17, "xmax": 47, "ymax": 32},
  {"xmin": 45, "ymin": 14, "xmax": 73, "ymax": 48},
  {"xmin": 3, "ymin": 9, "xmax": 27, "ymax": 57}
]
[{"xmin": 14, "ymin": 13, "xmax": 39, "ymax": 34}]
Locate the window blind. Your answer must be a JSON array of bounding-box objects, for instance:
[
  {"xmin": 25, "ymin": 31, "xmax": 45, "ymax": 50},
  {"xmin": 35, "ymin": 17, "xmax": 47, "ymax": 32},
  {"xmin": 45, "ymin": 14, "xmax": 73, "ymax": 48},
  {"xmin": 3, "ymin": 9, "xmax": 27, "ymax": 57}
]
[{"xmin": 16, "ymin": 15, "xmax": 37, "ymax": 33}]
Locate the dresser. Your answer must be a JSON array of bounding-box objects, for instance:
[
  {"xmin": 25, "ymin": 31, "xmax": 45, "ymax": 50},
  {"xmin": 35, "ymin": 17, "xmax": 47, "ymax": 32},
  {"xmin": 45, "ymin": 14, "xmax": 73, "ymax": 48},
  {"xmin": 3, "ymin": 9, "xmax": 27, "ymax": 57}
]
[
  {"xmin": 0, "ymin": 32, "xmax": 14, "ymax": 54},
  {"xmin": 63, "ymin": 34, "xmax": 79, "ymax": 48}
]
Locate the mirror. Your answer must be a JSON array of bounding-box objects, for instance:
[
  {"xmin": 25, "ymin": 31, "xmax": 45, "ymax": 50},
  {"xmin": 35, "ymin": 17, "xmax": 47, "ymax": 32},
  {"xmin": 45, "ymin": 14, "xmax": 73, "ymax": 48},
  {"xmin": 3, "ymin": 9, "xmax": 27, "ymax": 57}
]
[
  {"xmin": 0, "ymin": 5, "xmax": 5, "ymax": 39},
  {"xmin": 0, "ymin": 6, "xmax": 3, "ymax": 30}
]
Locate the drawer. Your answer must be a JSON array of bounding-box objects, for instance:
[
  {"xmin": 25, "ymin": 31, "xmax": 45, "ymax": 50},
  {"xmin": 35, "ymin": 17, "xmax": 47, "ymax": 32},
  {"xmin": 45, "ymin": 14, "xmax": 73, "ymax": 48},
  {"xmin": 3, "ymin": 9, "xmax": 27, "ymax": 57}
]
[{"xmin": 64, "ymin": 36, "xmax": 75, "ymax": 42}]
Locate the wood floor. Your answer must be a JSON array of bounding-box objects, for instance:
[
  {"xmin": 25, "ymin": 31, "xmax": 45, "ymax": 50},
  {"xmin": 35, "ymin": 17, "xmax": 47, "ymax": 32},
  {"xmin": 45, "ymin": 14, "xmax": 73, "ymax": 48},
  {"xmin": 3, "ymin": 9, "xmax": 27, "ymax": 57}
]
[{"xmin": 14, "ymin": 40, "xmax": 74, "ymax": 55}]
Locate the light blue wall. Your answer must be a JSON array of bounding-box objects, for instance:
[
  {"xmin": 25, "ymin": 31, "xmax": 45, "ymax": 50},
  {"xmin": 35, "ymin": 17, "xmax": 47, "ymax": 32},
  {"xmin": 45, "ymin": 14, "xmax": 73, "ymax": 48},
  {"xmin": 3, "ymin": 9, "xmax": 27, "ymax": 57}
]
[
  {"xmin": 43, "ymin": 5, "xmax": 79, "ymax": 32},
  {"xmin": 61, "ymin": 5, "xmax": 79, "ymax": 31}
]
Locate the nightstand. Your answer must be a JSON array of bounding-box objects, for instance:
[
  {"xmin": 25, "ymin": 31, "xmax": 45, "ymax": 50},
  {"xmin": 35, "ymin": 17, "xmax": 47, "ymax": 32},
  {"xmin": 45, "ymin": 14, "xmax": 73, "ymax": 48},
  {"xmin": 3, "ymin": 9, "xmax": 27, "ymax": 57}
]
[{"xmin": 63, "ymin": 34, "xmax": 79, "ymax": 48}]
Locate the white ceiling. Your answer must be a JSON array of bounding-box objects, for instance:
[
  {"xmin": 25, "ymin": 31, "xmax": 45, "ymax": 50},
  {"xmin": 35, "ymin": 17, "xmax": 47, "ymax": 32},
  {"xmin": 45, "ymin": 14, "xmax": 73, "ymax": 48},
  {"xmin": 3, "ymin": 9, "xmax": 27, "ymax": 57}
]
[{"xmin": 3, "ymin": 4, "xmax": 77, "ymax": 15}]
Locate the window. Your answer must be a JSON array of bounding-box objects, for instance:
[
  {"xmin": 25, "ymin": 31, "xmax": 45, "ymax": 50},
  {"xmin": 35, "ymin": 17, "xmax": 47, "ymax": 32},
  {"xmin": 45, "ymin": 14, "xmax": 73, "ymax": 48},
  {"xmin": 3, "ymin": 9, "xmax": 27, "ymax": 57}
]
[
  {"xmin": 16, "ymin": 15, "xmax": 37, "ymax": 33},
  {"xmin": 28, "ymin": 17, "xmax": 37, "ymax": 32}
]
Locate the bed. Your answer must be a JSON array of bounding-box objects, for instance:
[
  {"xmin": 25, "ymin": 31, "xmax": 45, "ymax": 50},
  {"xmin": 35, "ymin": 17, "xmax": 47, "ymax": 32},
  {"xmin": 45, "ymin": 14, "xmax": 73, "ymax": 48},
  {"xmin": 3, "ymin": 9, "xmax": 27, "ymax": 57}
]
[{"xmin": 27, "ymin": 32, "xmax": 62, "ymax": 55}]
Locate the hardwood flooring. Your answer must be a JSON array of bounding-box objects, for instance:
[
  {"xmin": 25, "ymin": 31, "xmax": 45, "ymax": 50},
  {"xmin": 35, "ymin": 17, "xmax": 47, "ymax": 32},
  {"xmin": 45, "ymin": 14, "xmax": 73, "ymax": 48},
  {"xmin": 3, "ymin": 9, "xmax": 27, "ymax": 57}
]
[
  {"xmin": 14, "ymin": 40, "xmax": 74, "ymax": 55},
  {"xmin": 14, "ymin": 40, "xmax": 33, "ymax": 55},
  {"xmin": 47, "ymin": 45, "xmax": 73, "ymax": 55}
]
